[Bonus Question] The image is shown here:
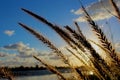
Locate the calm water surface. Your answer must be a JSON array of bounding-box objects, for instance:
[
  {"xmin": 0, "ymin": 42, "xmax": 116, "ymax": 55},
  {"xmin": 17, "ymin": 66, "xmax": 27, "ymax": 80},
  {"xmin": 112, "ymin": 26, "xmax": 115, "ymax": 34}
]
[
  {"xmin": 0, "ymin": 69, "xmax": 72, "ymax": 80},
  {"xmin": 13, "ymin": 69, "xmax": 72, "ymax": 80},
  {"xmin": 16, "ymin": 74, "xmax": 58, "ymax": 80}
]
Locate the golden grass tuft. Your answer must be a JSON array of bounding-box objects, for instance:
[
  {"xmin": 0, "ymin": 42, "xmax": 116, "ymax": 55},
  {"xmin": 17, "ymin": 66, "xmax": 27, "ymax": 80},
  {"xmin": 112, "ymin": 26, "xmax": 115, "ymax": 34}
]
[{"xmin": 0, "ymin": 67, "xmax": 14, "ymax": 80}]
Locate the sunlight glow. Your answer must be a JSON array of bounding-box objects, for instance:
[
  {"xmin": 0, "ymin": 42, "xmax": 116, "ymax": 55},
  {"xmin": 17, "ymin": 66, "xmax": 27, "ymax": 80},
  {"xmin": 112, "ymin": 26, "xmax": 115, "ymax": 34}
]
[{"xmin": 89, "ymin": 71, "xmax": 94, "ymax": 75}]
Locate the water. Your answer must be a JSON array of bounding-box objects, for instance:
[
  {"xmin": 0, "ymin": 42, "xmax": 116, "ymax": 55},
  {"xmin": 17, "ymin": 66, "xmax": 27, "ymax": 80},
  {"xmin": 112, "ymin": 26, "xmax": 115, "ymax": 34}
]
[
  {"xmin": 15, "ymin": 73, "xmax": 73, "ymax": 80},
  {"xmin": 2, "ymin": 69, "xmax": 72, "ymax": 80},
  {"xmin": 13, "ymin": 70, "xmax": 59, "ymax": 80},
  {"xmin": 15, "ymin": 74, "xmax": 59, "ymax": 80},
  {"xmin": 0, "ymin": 74, "xmax": 59, "ymax": 80}
]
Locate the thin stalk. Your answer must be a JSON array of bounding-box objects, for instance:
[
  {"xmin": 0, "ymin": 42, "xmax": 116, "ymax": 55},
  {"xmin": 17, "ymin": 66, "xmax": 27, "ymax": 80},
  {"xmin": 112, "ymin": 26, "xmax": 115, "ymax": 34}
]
[
  {"xmin": 33, "ymin": 56, "xmax": 67, "ymax": 80},
  {"xmin": 109, "ymin": 0, "xmax": 120, "ymax": 21}
]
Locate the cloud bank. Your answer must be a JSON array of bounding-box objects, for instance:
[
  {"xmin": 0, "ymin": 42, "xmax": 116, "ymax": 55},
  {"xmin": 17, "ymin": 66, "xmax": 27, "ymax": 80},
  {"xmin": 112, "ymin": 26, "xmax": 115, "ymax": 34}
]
[
  {"xmin": 1, "ymin": 42, "xmax": 84, "ymax": 67},
  {"xmin": 0, "ymin": 42, "xmax": 70, "ymax": 67},
  {"xmin": 73, "ymin": 0, "xmax": 120, "ymax": 22}
]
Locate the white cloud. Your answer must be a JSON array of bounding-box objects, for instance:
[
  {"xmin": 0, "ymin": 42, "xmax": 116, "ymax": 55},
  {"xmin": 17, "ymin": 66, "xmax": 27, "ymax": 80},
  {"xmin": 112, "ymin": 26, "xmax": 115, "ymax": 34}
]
[
  {"xmin": 0, "ymin": 42, "xmax": 40, "ymax": 67},
  {"xmin": 4, "ymin": 43, "xmax": 21, "ymax": 50},
  {"xmin": 1, "ymin": 42, "xmax": 70, "ymax": 67},
  {"xmin": 4, "ymin": 30, "xmax": 15, "ymax": 36},
  {"xmin": 1, "ymin": 42, "xmax": 84, "ymax": 67},
  {"xmin": 0, "ymin": 52, "xmax": 9, "ymax": 57},
  {"xmin": 0, "ymin": 57, "xmax": 38, "ymax": 67},
  {"xmin": 73, "ymin": 0, "xmax": 120, "ymax": 22},
  {"xmin": 3, "ymin": 42, "xmax": 39, "ymax": 58}
]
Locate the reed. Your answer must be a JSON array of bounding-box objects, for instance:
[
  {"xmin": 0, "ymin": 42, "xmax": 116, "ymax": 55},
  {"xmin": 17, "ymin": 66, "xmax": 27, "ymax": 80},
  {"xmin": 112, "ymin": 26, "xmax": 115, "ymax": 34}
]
[
  {"xmin": 81, "ymin": 2, "xmax": 120, "ymax": 66},
  {"xmin": 81, "ymin": 3, "xmax": 120, "ymax": 79},
  {"xmin": 17, "ymin": 1, "xmax": 120, "ymax": 80},
  {"xmin": 20, "ymin": 8, "xmax": 91, "ymax": 79},
  {"xmin": 65, "ymin": 24, "xmax": 113, "ymax": 79}
]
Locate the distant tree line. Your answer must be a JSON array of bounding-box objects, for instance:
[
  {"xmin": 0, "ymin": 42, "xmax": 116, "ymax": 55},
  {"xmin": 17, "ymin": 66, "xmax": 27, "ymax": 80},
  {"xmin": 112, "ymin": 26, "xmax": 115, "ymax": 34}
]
[{"xmin": 0, "ymin": 65, "xmax": 71, "ymax": 72}]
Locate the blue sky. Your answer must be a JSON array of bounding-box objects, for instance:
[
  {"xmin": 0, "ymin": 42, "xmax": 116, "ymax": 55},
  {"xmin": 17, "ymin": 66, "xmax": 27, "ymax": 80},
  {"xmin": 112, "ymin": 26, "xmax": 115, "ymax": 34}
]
[
  {"xmin": 0, "ymin": 0, "xmax": 97, "ymax": 50},
  {"xmin": 0, "ymin": 0, "xmax": 120, "ymax": 67}
]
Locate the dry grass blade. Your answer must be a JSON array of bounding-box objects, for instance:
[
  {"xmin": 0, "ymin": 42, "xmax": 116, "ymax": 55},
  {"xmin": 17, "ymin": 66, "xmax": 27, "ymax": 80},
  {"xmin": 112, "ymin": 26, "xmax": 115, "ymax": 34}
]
[
  {"xmin": 109, "ymin": 0, "xmax": 120, "ymax": 21},
  {"xmin": 74, "ymin": 22, "xmax": 84, "ymax": 38},
  {"xmin": 33, "ymin": 56, "xmax": 67, "ymax": 80},
  {"xmin": 100, "ymin": 0, "xmax": 119, "ymax": 20},
  {"xmin": 21, "ymin": 8, "xmax": 54, "ymax": 28}
]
